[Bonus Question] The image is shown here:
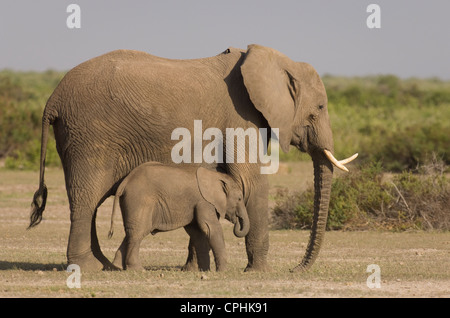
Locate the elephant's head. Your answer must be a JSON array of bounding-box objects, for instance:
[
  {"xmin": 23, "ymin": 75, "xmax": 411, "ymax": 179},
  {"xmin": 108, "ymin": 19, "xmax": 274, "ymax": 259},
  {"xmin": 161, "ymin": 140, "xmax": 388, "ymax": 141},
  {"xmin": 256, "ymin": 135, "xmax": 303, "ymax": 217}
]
[
  {"xmin": 241, "ymin": 44, "xmax": 358, "ymax": 271},
  {"xmin": 196, "ymin": 167, "xmax": 250, "ymax": 238}
]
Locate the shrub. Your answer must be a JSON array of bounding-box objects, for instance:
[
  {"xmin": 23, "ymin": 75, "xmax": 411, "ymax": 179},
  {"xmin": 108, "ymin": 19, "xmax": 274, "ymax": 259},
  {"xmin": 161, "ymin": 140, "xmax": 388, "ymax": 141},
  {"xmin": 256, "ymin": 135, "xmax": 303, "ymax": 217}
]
[
  {"xmin": 0, "ymin": 70, "xmax": 63, "ymax": 169},
  {"xmin": 324, "ymin": 75, "xmax": 450, "ymax": 108},
  {"xmin": 271, "ymin": 162, "xmax": 388, "ymax": 230},
  {"xmin": 271, "ymin": 159, "xmax": 450, "ymax": 231},
  {"xmin": 386, "ymin": 155, "xmax": 450, "ymax": 230},
  {"xmin": 4, "ymin": 137, "xmax": 60, "ymax": 169},
  {"xmin": 363, "ymin": 122, "xmax": 450, "ymax": 171},
  {"xmin": 325, "ymin": 75, "xmax": 450, "ymax": 172}
]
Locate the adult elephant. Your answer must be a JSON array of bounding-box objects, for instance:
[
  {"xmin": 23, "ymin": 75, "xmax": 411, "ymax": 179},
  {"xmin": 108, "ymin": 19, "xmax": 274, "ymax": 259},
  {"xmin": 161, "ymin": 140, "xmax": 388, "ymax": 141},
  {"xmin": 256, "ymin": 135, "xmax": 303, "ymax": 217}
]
[{"xmin": 29, "ymin": 44, "xmax": 357, "ymax": 272}]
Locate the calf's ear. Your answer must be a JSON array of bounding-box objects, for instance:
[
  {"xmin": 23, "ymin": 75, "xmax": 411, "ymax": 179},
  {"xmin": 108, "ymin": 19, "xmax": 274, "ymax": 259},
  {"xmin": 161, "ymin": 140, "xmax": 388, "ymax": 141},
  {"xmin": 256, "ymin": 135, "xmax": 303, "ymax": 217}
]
[{"xmin": 196, "ymin": 167, "xmax": 228, "ymax": 219}]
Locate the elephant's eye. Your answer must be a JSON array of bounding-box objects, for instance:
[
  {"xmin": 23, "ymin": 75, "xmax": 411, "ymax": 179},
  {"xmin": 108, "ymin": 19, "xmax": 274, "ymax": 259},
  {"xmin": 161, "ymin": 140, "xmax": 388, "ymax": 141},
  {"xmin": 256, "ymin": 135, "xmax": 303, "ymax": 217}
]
[{"xmin": 318, "ymin": 105, "xmax": 324, "ymax": 110}]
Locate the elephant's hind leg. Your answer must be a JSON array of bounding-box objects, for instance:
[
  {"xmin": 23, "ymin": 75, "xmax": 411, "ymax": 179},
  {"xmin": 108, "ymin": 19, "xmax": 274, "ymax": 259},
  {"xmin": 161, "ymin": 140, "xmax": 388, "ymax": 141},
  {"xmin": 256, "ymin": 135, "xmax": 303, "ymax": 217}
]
[
  {"xmin": 124, "ymin": 236, "xmax": 144, "ymax": 271},
  {"xmin": 66, "ymin": 181, "xmax": 115, "ymax": 271},
  {"xmin": 67, "ymin": 205, "xmax": 104, "ymax": 271},
  {"xmin": 112, "ymin": 237, "xmax": 126, "ymax": 270}
]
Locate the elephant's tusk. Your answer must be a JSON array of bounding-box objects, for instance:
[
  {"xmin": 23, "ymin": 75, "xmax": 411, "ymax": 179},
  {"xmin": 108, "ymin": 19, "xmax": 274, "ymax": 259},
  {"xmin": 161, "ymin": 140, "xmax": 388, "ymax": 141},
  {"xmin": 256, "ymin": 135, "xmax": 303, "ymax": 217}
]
[
  {"xmin": 323, "ymin": 150, "xmax": 358, "ymax": 172},
  {"xmin": 338, "ymin": 153, "xmax": 359, "ymax": 165}
]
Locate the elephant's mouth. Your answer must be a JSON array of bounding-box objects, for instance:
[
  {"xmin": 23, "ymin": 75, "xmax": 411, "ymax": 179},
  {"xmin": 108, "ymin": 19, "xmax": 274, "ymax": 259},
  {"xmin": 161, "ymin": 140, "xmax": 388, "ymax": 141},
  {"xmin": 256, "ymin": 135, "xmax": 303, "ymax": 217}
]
[
  {"xmin": 297, "ymin": 127, "xmax": 358, "ymax": 172},
  {"xmin": 293, "ymin": 127, "xmax": 309, "ymax": 153},
  {"xmin": 298, "ymin": 142, "xmax": 307, "ymax": 153}
]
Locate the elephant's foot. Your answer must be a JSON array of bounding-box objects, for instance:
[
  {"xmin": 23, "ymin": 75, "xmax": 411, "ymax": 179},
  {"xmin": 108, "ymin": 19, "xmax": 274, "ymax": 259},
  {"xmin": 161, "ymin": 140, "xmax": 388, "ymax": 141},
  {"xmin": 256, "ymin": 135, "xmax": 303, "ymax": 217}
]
[
  {"xmin": 181, "ymin": 261, "xmax": 210, "ymax": 272},
  {"xmin": 243, "ymin": 249, "xmax": 270, "ymax": 272},
  {"xmin": 181, "ymin": 261, "xmax": 198, "ymax": 272},
  {"xmin": 68, "ymin": 252, "xmax": 104, "ymax": 272},
  {"xmin": 244, "ymin": 259, "xmax": 271, "ymax": 272},
  {"xmin": 181, "ymin": 257, "xmax": 211, "ymax": 272},
  {"xmin": 108, "ymin": 264, "xmax": 122, "ymax": 271},
  {"xmin": 215, "ymin": 263, "xmax": 227, "ymax": 272},
  {"xmin": 92, "ymin": 249, "xmax": 116, "ymax": 270},
  {"xmin": 244, "ymin": 264, "xmax": 271, "ymax": 272},
  {"xmin": 112, "ymin": 257, "xmax": 124, "ymax": 270},
  {"xmin": 111, "ymin": 248, "xmax": 125, "ymax": 270},
  {"xmin": 125, "ymin": 263, "xmax": 144, "ymax": 271},
  {"xmin": 107, "ymin": 254, "xmax": 122, "ymax": 271},
  {"xmin": 181, "ymin": 249, "xmax": 211, "ymax": 272},
  {"xmin": 244, "ymin": 229, "xmax": 270, "ymax": 272}
]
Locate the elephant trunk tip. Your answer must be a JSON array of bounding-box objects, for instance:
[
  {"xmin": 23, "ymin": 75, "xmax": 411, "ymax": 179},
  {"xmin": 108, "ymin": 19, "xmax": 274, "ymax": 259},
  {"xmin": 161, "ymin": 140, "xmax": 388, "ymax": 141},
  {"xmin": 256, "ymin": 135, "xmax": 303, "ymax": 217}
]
[
  {"xmin": 233, "ymin": 220, "xmax": 249, "ymax": 238},
  {"xmin": 289, "ymin": 262, "xmax": 312, "ymax": 273},
  {"xmin": 233, "ymin": 201, "xmax": 249, "ymax": 238}
]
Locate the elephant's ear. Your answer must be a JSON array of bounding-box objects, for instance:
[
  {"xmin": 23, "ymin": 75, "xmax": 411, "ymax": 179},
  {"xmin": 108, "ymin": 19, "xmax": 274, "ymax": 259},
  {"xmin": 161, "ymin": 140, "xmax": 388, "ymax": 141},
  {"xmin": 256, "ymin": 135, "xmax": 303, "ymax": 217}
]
[
  {"xmin": 241, "ymin": 44, "xmax": 297, "ymax": 153},
  {"xmin": 196, "ymin": 167, "xmax": 229, "ymax": 219}
]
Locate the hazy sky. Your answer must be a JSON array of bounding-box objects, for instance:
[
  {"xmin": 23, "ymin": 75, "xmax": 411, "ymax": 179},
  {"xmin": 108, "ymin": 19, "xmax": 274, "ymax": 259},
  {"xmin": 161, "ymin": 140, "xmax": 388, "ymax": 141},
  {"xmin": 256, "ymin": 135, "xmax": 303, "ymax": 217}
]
[{"xmin": 1, "ymin": 0, "xmax": 449, "ymax": 79}]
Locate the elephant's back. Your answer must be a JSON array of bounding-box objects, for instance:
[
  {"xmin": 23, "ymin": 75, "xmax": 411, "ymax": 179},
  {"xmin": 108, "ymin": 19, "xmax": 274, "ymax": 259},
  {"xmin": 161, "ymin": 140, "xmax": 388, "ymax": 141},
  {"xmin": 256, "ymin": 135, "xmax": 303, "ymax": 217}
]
[
  {"xmin": 138, "ymin": 163, "xmax": 197, "ymax": 187},
  {"xmin": 126, "ymin": 163, "xmax": 198, "ymax": 194},
  {"xmin": 46, "ymin": 48, "xmax": 230, "ymax": 121},
  {"xmin": 48, "ymin": 50, "xmax": 159, "ymax": 101},
  {"xmin": 72, "ymin": 49, "xmax": 165, "ymax": 71}
]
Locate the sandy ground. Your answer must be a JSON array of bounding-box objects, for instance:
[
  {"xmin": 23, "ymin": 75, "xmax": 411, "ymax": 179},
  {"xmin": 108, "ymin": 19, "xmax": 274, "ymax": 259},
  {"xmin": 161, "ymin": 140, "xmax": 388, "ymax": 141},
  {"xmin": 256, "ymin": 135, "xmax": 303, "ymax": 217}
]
[{"xmin": 0, "ymin": 167, "xmax": 449, "ymax": 298}]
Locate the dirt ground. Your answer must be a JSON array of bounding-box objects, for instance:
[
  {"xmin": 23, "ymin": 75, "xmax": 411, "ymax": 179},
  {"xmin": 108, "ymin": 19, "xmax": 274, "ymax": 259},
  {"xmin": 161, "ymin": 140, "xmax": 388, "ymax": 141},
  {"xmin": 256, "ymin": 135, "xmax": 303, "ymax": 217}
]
[{"xmin": 0, "ymin": 165, "xmax": 449, "ymax": 298}]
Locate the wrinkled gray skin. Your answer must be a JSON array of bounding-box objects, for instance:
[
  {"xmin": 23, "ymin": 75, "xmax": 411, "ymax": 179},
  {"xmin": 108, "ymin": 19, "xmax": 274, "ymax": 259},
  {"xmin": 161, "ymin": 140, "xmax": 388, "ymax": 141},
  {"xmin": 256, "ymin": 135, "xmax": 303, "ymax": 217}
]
[
  {"xmin": 30, "ymin": 44, "xmax": 356, "ymax": 272},
  {"xmin": 108, "ymin": 162, "xmax": 249, "ymax": 271}
]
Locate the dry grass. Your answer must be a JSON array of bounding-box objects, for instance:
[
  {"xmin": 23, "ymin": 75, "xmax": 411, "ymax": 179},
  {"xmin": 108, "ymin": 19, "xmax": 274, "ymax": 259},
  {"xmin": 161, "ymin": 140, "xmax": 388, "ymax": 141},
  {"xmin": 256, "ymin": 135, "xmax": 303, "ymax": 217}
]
[{"xmin": 0, "ymin": 166, "xmax": 449, "ymax": 298}]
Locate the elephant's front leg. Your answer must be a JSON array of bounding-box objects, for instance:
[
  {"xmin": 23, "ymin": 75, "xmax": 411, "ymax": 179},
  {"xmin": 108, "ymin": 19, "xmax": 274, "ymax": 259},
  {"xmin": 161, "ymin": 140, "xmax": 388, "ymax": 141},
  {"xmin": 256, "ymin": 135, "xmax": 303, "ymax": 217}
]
[
  {"xmin": 208, "ymin": 226, "xmax": 227, "ymax": 272},
  {"xmin": 183, "ymin": 223, "xmax": 211, "ymax": 271},
  {"xmin": 244, "ymin": 179, "xmax": 270, "ymax": 272},
  {"xmin": 194, "ymin": 203, "xmax": 227, "ymax": 271}
]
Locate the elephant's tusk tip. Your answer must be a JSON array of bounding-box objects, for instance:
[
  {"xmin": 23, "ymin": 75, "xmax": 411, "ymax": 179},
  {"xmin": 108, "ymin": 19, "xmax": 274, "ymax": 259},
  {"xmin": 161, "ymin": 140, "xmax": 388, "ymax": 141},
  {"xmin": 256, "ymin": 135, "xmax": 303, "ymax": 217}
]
[
  {"xmin": 340, "ymin": 165, "xmax": 349, "ymax": 173},
  {"xmin": 339, "ymin": 153, "xmax": 358, "ymax": 165}
]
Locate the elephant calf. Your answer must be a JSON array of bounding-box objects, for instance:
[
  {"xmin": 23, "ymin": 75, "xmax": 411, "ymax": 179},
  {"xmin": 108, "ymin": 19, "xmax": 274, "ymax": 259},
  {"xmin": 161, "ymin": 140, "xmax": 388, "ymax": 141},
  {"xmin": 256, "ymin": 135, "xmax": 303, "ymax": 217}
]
[{"xmin": 108, "ymin": 162, "xmax": 249, "ymax": 271}]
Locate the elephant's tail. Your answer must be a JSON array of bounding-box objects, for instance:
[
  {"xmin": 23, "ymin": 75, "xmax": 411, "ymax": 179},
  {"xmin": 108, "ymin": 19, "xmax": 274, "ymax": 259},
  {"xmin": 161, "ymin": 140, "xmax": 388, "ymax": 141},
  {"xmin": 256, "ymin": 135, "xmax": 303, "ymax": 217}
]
[
  {"xmin": 28, "ymin": 108, "xmax": 57, "ymax": 229},
  {"xmin": 108, "ymin": 179, "xmax": 126, "ymax": 239}
]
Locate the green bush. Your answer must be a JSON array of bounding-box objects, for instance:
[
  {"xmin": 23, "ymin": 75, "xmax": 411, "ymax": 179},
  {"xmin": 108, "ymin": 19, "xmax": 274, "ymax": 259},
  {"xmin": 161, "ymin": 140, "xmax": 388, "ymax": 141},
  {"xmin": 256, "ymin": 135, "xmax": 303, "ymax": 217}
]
[
  {"xmin": 4, "ymin": 136, "xmax": 60, "ymax": 169},
  {"xmin": 272, "ymin": 162, "xmax": 391, "ymax": 230},
  {"xmin": 365, "ymin": 123, "xmax": 450, "ymax": 171},
  {"xmin": 324, "ymin": 75, "xmax": 450, "ymax": 172},
  {"xmin": 271, "ymin": 160, "xmax": 450, "ymax": 231},
  {"xmin": 324, "ymin": 75, "xmax": 450, "ymax": 108},
  {"xmin": 387, "ymin": 157, "xmax": 450, "ymax": 230},
  {"xmin": 0, "ymin": 70, "xmax": 63, "ymax": 169}
]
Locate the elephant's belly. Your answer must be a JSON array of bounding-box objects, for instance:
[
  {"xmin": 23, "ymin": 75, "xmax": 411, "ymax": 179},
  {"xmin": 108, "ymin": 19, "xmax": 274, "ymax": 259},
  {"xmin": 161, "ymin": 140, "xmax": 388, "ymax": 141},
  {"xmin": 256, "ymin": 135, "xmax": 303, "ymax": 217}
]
[{"xmin": 150, "ymin": 206, "xmax": 195, "ymax": 234}]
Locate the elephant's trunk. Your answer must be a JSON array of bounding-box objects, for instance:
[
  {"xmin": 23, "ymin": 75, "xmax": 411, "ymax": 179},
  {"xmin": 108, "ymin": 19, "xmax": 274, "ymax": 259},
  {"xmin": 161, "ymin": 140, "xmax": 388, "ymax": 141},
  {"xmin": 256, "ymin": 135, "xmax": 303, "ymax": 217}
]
[
  {"xmin": 233, "ymin": 201, "xmax": 250, "ymax": 238},
  {"xmin": 291, "ymin": 151, "xmax": 333, "ymax": 272}
]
